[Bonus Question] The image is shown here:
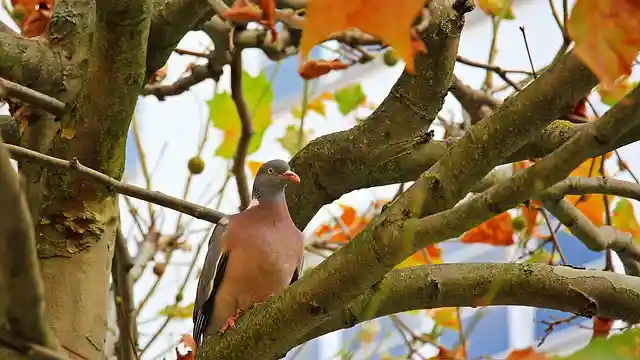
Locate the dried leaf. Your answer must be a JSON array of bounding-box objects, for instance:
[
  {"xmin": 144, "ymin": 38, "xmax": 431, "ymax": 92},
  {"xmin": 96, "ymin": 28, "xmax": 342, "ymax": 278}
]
[
  {"xmin": 300, "ymin": 0, "xmax": 428, "ymax": 72},
  {"xmin": 568, "ymin": 0, "xmax": 640, "ymax": 85},
  {"xmin": 460, "ymin": 212, "xmax": 515, "ymax": 246},
  {"xmin": 298, "ymin": 59, "xmax": 349, "ymax": 80},
  {"xmin": 506, "ymin": 347, "xmax": 549, "ymax": 359},
  {"xmin": 476, "ymin": 0, "xmax": 515, "ymax": 19}
]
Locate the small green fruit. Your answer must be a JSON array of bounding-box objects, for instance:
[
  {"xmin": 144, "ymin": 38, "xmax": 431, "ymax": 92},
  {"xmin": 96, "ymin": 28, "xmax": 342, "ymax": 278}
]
[
  {"xmin": 383, "ymin": 49, "xmax": 398, "ymax": 67},
  {"xmin": 188, "ymin": 156, "xmax": 205, "ymax": 174},
  {"xmin": 512, "ymin": 216, "xmax": 526, "ymax": 231}
]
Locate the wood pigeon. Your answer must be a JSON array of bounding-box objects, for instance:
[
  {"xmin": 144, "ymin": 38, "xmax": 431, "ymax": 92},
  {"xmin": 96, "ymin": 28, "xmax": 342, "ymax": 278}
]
[{"xmin": 192, "ymin": 159, "xmax": 304, "ymax": 346}]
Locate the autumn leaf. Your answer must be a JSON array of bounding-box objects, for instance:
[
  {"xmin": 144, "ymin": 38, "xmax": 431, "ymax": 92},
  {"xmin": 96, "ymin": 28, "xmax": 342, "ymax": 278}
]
[
  {"xmin": 612, "ymin": 198, "xmax": 640, "ymax": 243},
  {"xmin": 428, "ymin": 307, "xmax": 459, "ymax": 330},
  {"xmin": 521, "ymin": 200, "xmax": 542, "ymax": 238},
  {"xmin": 505, "ymin": 347, "xmax": 549, "ymax": 360},
  {"xmin": 598, "ymin": 78, "xmax": 638, "ymax": 106},
  {"xmin": 298, "ymin": 59, "xmax": 349, "ymax": 80},
  {"xmin": 278, "ymin": 125, "xmax": 312, "ymax": 155},
  {"xmin": 299, "ymin": 0, "xmax": 428, "ymax": 73},
  {"xmin": 291, "ymin": 93, "xmax": 331, "ymax": 118},
  {"xmin": 247, "ymin": 160, "xmax": 264, "ymax": 178},
  {"xmin": 568, "ymin": 0, "xmax": 640, "ymax": 86},
  {"xmin": 460, "ymin": 212, "xmax": 515, "ymax": 246},
  {"xmin": 564, "ymin": 327, "xmax": 640, "ymax": 360},
  {"xmin": 358, "ymin": 321, "xmax": 380, "ymax": 344},
  {"xmin": 334, "ymin": 84, "xmax": 366, "ymax": 116},
  {"xmin": 11, "ymin": 0, "xmax": 54, "ymax": 37},
  {"xmin": 566, "ymin": 155, "xmax": 613, "ymax": 227},
  {"xmin": 476, "ymin": 0, "xmax": 515, "ymax": 19},
  {"xmin": 209, "ymin": 71, "xmax": 273, "ymax": 159},
  {"xmin": 314, "ymin": 204, "xmax": 371, "ymax": 243},
  {"xmin": 527, "ymin": 247, "xmax": 560, "ymax": 264},
  {"xmin": 159, "ymin": 303, "xmax": 194, "ymax": 319},
  {"xmin": 592, "ymin": 316, "xmax": 615, "ymax": 339},
  {"xmin": 396, "ymin": 244, "xmax": 443, "ymax": 268}
]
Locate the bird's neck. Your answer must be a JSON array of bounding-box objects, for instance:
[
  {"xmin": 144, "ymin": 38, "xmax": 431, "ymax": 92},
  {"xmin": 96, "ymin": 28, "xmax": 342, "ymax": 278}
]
[{"xmin": 249, "ymin": 191, "xmax": 291, "ymax": 220}]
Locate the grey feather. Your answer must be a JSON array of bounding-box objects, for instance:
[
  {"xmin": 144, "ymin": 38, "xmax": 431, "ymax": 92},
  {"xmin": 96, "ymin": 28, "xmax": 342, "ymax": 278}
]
[{"xmin": 192, "ymin": 217, "xmax": 230, "ymax": 346}]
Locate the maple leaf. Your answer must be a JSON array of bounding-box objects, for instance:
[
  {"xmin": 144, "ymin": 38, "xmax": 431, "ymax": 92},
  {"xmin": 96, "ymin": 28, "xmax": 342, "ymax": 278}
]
[
  {"xmin": 568, "ymin": 0, "xmax": 640, "ymax": 86},
  {"xmin": 566, "ymin": 155, "xmax": 614, "ymax": 227},
  {"xmin": 505, "ymin": 347, "xmax": 549, "ymax": 360},
  {"xmin": 612, "ymin": 198, "xmax": 640, "ymax": 243},
  {"xmin": 460, "ymin": 212, "xmax": 515, "ymax": 246},
  {"xmin": 298, "ymin": 59, "xmax": 349, "ymax": 80},
  {"xmin": 247, "ymin": 160, "xmax": 264, "ymax": 178},
  {"xmin": 476, "ymin": 0, "xmax": 515, "ymax": 19},
  {"xmin": 299, "ymin": 0, "xmax": 428, "ymax": 73}
]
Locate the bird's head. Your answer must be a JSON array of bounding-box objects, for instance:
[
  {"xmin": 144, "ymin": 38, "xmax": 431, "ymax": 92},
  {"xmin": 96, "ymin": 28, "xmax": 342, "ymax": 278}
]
[{"xmin": 252, "ymin": 159, "xmax": 300, "ymax": 202}]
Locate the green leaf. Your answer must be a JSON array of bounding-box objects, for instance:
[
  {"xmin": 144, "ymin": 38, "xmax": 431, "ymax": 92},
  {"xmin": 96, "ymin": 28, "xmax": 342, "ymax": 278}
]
[
  {"xmin": 208, "ymin": 71, "xmax": 274, "ymax": 159},
  {"xmin": 277, "ymin": 125, "xmax": 312, "ymax": 155},
  {"xmin": 562, "ymin": 328, "xmax": 640, "ymax": 360},
  {"xmin": 158, "ymin": 303, "xmax": 194, "ymax": 319},
  {"xmin": 612, "ymin": 198, "xmax": 640, "ymax": 243},
  {"xmin": 527, "ymin": 247, "xmax": 560, "ymax": 264},
  {"xmin": 333, "ymin": 84, "xmax": 365, "ymax": 116}
]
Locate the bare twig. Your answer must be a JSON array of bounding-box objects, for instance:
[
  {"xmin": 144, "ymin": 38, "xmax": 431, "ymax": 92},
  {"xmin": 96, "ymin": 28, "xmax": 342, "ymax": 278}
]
[
  {"xmin": 0, "ymin": 77, "xmax": 66, "ymax": 117},
  {"xmin": 4, "ymin": 144, "xmax": 226, "ymax": 223},
  {"xmin": 112, "ymin": 230, "xmax": 140, "ymax": 360},
  {"xmin": 230, "ymin": 51, "xmax": 254, "ymax": 210}
]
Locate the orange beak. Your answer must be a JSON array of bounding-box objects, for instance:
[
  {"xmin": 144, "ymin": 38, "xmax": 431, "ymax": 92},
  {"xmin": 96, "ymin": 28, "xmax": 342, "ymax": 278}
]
[{"xmin": 281, "ymin": 170, "xmax": 300, "ymax": 184}]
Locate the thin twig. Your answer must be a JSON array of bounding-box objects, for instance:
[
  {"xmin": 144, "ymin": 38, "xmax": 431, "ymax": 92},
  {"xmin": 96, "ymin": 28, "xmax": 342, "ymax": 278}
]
[
  {"xmin": 0, "ymin": 77, "xmax": 66, "ymax": 117},
  {"xmin": 5, "ymin": 144, "xmax": 226, "ymax": 223},
  {"xmin": 230, "ymin": 51, "xmax": 254, "ymax": 210}
]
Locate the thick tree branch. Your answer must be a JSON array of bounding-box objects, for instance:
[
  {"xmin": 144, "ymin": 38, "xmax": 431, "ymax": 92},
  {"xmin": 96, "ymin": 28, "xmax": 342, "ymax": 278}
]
[
  {"xmin": 299, "ymin": 263, "xmax": 640, "ymax": 344},
  {"xmin": 230, "ymin": 52, "xmax": 253, "ymax": 210},
  {"xmin": 4, "ymin": 144, "xmax": 226, "ymax": 223},
  {"xmin": 0, "ymin": 30, "xmax": 61, "ymax": 95},
  {"xmin": 0, "ymin": 136, "xmax": 56, "ymax": 349}
]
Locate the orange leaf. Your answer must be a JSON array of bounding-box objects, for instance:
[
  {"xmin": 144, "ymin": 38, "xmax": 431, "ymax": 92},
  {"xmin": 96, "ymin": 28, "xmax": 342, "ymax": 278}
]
[
  {"xmin": 20, "ymin": 2, "xmax": 53, "ymax": 38},
  {"xmin": 247, "ymin": 160, "xmax": 264, "ymax": 178},
  {"xmin": 224, "ymin": 3, "xmax": 263, "ymax": 22},
  {"xmin": 460, "ymin": 212, "xmax": 514, "ymax": 246},
  {"xmin": 397, "ymin": 244, "xmax": 443, "ymax": 268},
  {"xmin": 506, "ymin": 347, "xmax": 549, "ymax": 360},
  {"xmin": 521, "ymin": 200, "xmax": 542, "ymax": 237},
  {"xmin": 568, "ymin": 0, "xmax": 640, "ymax": 86},
  {"xmin": 175, "ymin": 334, "xmax": 196, "ymax": 360},
  {"xmin": 299, "ymin": 0, "xmax": 428, "ymax": 73},
  {"xmin": 298, "ymin": 59, "xmax": 349, "ymax": 80},
  {"xmin": 257, "ymin": 0, "xmax": 277, "ymax": 40},
  {"xmin": 592, "ymin": 316, "xmax": 614, "ymax": 339},
  {"xmin": 566, "ymin": 156, "xmax": 613, "ymax": 227}
]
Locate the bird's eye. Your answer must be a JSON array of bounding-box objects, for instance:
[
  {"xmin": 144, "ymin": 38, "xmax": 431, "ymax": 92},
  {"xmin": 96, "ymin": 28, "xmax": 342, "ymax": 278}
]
[{"xmin": 268, "ymin": 168, "xmax": 274, "ymax": 174}]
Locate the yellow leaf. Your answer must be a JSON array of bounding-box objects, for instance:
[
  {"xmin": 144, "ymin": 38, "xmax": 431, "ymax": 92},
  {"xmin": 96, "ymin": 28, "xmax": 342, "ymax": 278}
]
[
  {"xmin": 568, "ymin": 0, "xmax": 640, "ymax": 86},
  {"xmin": 61, "ymin": 128, "xmax": 76, "ymax": 139},
  {"xmin": 396, "ymin": 245, "xmax": 442, "ymax": 268},
  {"xmin": 598, "ymin": 78, "xmax": 638, "ymax": 106},
  {"xmin": 247, "ymin": 160, "xmax": 264, "ymax": 178},
  {"xmin": 612, "ymin": 198, "xmax": 640, "ymax": 243},
  {"xmin": 300, "ymin": 0, "xmax": 427, "ymax": 73},
  {"xmin": 476, "ymin": 0, "xmax": 515, "ymax": 19},
  {"xmin": 428, "ymin": 307, "xmax": 459, "ymax": 330}
]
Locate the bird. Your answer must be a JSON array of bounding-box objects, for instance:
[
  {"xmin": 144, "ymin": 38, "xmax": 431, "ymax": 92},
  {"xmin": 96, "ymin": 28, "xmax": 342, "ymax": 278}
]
[{"xmin": 192, "ymin": 159, "xmax": 305, "ymax": 347}]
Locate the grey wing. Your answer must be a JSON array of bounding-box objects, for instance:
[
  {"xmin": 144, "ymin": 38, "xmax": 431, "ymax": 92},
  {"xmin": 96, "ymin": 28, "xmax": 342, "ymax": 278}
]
[
  {"xmin": 192, "ymin": 217, "xmax": 230, "ymax": 346},
  {"xmin": 290, "ymin": 255, "xmax": 304, "ymax": 284}
]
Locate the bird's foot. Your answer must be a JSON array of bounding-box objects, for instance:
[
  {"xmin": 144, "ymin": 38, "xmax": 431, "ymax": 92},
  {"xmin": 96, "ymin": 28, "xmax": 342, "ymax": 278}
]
[
  {"xmin": 219, "ymin": 308, "xmax": 243, "ymax": 333},
  {"xmin": 249, "ymin": 293, "xmax": 276, "ymax": 310}
]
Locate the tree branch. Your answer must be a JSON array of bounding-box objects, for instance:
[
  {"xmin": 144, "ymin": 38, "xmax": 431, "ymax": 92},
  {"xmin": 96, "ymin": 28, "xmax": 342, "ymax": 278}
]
[
  {"xmin": 0, "ymin": 30, "xmax": 61, "ymax": 94},
  {"xmin": 112, "ymin": 230, "xmax": 139, "ymax": 360},
  {"xmin": 299, "ymin": 263, "xmax": 640, "ymax": 345},
  {"xmin": 544, "ymin": 176, "xmax": 640, "ymax": 201},
  {"xmin": 0, "ymin": 136, "xmax": 56, "ymax": 349},
  {"xmin": 230, "ymin": 52, "xmax": 253, "ymax": 210},
  {"xmin": 0, "ymin": 77, "xmax": 66, "ymax": 117},
  {"xmin": 4, "ymin": 144, "xmax": 226, "ymax": 223}
]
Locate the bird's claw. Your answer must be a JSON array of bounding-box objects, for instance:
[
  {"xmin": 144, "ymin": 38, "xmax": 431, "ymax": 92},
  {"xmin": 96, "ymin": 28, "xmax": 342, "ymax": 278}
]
[{"xmin": 219, "ymin": 308, "xmax": 243, "ymax": 333}]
